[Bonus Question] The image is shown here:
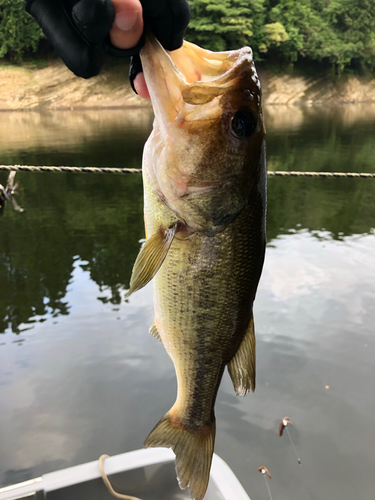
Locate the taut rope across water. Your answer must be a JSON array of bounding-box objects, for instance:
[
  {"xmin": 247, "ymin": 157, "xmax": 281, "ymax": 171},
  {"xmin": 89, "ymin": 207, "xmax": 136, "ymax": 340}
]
[{"xmin": 1, "ymin": 165, "xmax": 375, "ymax": 178}]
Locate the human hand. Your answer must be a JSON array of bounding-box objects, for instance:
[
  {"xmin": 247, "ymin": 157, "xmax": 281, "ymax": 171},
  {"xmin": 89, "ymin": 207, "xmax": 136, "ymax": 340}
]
[
  {"xmin": 25, "ymin": 0, "xmax": 190, "ymax": 99},
  {"xmin": 109, "ymin": 0, "xmax": 148, "ymax": 98}
]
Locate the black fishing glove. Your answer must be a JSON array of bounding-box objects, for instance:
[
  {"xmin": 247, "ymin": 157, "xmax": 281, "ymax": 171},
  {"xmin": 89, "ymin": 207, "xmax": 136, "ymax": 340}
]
[{"xmin": 25, "ymin": 0, "xmax": 190, "ymax": 83}]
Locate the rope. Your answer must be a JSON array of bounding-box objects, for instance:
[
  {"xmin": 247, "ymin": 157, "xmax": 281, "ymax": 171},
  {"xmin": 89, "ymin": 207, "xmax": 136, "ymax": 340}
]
[
  {"xmin": 267, "ymin": 171, "xmax": 375, "ymax": 178},
  {"xmin": 0, "ymin": 165, "xmax": 141, "ymax": 175},
  {"xmin": 99, "ymin": 455, "xmax": 143, "ymax": 500},
  {"xmin": 1, "ymin": 165, "xmax": 375, "ymax": 178}
]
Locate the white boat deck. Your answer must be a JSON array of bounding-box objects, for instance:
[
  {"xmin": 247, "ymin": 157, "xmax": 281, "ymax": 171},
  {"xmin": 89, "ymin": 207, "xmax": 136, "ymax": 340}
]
[{"xmin": 0, "ymin": 448, "xmax": 251, "ymax": 500}]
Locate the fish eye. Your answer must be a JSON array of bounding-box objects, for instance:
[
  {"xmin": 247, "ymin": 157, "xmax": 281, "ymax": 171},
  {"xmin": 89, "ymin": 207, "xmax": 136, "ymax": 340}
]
[{"xmin": 230, "ymin": 110, "xmax": 257, "ymax": 139}]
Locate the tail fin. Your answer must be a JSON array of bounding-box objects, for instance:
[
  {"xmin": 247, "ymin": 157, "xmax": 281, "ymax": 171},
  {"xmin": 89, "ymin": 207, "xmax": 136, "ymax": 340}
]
[{"xmin": 144, "ymin": 412, "xmax": 216, "ymax": 500}]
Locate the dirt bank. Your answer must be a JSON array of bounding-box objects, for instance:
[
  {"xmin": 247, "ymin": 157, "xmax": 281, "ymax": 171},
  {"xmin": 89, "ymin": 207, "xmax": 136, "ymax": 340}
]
[
  {"xmin": 1, "ymin": 59, "xmax": 375, "ymax": 110},
  {"xmin": 259, "ymin": 71, "xmax": 375, "ymax": 105},
  {"xmin": 0, "ymin": 60, "xmax": 147, "ymax": 110}
]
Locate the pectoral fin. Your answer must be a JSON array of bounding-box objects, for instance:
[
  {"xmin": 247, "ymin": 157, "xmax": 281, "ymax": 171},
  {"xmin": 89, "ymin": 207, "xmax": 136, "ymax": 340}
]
[
  {"xmin": 149, "ymin": 320, "xmax": 162, "ymax": 341},
  {"xmin": 227, "ymin": 312, "xmax": 256, "ymax": 396},
  {"xmin": 126, "ymin": 224, "xmax": 177, "ymax": 298}
]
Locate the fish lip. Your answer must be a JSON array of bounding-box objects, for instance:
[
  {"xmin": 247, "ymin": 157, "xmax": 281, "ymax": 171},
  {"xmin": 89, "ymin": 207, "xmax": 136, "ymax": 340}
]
[
  {"xmin": 140, "ymin": 34, "xmax": 186, "ymax": 128},
  {"xmin": 140, "ymin": 34, "xmax": 184, "ymax": 81},
  {"xmin": 140, "ymin": 35, "xmax": 258, "ymax": 118}
]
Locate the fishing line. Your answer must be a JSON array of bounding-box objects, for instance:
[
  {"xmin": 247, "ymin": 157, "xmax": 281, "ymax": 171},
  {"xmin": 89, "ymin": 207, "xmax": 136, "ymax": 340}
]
[
  {"xmin": 285, "ymin": 425, "xmax": 301, "ymax": 465},
  {"xmin": 263, "ymin": 474, "xmax": 274, "ymax": 500}
]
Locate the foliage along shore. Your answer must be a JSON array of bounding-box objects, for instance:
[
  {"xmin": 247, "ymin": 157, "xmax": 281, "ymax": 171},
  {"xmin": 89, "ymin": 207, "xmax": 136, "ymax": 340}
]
[
  {"xmin": 2, "ymin": 0, "xmax": 375, "ymax": 77},
  {"xmin": 2, "ymin": 0, "xmax": 375, "ymax": 108},
  {"xmin": 1, "ymin": 58, "xmax": 375, "ymax": 111}
]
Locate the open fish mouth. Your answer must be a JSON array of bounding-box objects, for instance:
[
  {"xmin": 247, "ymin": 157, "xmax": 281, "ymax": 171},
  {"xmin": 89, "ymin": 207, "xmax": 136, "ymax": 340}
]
[
  {"xmin": 140, "ymin": 34, "xmax": 261, "ymax": 127},
  {"xmin": 139, "ymin": 34, "xmax": 265, "ymax": 235}
]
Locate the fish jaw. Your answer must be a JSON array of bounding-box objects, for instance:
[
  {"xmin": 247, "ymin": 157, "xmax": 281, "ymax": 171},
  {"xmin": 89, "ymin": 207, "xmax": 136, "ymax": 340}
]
[
  {"xmin": 140, "ymin": 35, "xmax": 187, "ymax": 134},
  {"xmin": 140, "ymin": 36, "xmax": 266, "ymax": 235}
]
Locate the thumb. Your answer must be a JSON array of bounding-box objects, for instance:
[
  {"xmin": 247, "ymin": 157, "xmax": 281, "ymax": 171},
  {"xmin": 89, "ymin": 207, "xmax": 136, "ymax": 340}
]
[{"xmin": 110, "ymin": 0, "xmax": 144, "ymax": 49}]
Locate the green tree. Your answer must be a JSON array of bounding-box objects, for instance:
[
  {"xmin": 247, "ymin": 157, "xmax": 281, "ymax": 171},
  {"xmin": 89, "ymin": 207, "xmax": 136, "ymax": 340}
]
[
  {"xmin": 1, "ymin": 0, "xmax": 374, "ymax": 74},
  {"xmin": 321, "ymin": 0, "xmax": 375, "ymax": 72},
  {"xmin": 266, "ymin": 0, "xmax": 325, "ymax": 63},
  {"xmin": 186, "ymin": 0, "xmax": 265, "ymax": 52},
  {"xmin": 259, "ymin": 21, "xmax": 289, "ymax": 53},
  {"xmin": 266, "ymin": 0, "xmax": 375, "ymax": 72},
  {"xmin": 0, "ymin": 0, "xmax": 43, "ymax": 62}
]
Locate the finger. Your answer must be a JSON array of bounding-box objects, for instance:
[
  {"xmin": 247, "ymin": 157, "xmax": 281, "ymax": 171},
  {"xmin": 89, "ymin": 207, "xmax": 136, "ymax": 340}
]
[
  {"xmin": 133, "ymin": 73, "xmax": 150, "ymax": 100},
  {"xmin": 110, "ymin": 0, "xmax": 143, "ymax": 49}
]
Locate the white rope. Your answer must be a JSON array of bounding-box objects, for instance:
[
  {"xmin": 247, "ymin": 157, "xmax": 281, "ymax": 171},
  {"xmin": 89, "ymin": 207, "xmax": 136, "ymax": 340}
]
[{"xmin": 98, "ymin": 455, "xmax": 143, "ymax": 500}]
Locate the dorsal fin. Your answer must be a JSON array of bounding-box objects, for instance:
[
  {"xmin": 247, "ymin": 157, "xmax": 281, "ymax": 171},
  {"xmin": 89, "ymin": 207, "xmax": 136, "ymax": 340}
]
[
  {"xmin": 126, "ymin": 224, "xmax": 177, "ymax": 298},
  {"xmin": 227, "ymin": 312, "xmax": 256, "ymax": 396}
]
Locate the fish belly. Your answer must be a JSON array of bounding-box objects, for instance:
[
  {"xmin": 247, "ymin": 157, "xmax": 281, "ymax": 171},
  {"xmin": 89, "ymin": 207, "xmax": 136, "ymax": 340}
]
[{"xmin": 154, "ymin": 205, "xmax": 263, "ymax": 419}]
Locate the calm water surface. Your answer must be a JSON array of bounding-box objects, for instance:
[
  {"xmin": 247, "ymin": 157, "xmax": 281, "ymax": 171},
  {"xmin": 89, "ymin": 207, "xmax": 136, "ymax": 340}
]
[{"xmin": 0, "ymin": 105, "xmax": 375, "ymax": 500}]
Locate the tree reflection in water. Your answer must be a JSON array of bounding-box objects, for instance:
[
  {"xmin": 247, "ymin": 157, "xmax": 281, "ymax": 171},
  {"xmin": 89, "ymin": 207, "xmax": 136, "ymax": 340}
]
[{"xmin": 0, "ymin": 105, "xmax": 374, "ymax": 335}]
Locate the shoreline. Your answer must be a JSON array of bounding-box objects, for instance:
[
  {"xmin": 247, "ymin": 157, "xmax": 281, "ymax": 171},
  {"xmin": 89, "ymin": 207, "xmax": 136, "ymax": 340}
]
[
  {"xmin": 1, "ymin": 59, "xmax": 375, "ymax": 110},
  {"xmin": 0, "ymin": 104, "xmax": 151, "ymax": 111}
]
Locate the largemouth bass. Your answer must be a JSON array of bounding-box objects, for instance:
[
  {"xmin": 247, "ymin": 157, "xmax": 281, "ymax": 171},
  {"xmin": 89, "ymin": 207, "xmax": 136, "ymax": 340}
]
[{"xmin": 127, "ymin": 35, "xmax": 266, "ymax": 500}]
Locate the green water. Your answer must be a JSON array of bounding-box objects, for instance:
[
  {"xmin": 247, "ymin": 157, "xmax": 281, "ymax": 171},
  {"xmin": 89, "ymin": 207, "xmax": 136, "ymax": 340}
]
[{"xmin": 0, "ymin": 106, "xmax": 375, "ymax": 500}]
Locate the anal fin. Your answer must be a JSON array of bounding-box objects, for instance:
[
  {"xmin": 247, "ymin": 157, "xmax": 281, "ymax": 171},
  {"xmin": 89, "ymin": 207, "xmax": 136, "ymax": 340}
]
[
  {"xmin": 149, "ymin": 320, "xmax": 162, "ymax": 341},
  {"xmin": 126, "ymin": 224, "xmax": 177, "ymax": 298},
  {"xmin": 227, "ymin": 312, "xmax": 256, "ymax": 396}
]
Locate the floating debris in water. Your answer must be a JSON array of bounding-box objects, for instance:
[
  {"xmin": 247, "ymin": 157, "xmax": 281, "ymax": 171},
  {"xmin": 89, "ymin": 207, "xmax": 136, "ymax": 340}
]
[
  {"xmin": 278, "ymin": 417, "xmax": 319, "ymax": 499},
  {"xmin": 0, "ymin": 171, "xmax": 24, "ymax": 216},
  {"xmin": 279, "ymin": 416, "xmax": 293, "ymax": 437},
  {"xmin": 258, "ymin": 466, "xmax": 273, "ymax": 500},
  {"xmin": 258, "ymin": 466, "xmax": 272, "ymax": 479},
  {"xmin": 279, "ymin": 416, "xmax": 301, "ymax": 465}
]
